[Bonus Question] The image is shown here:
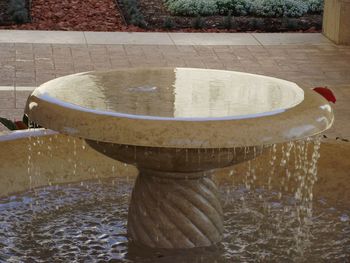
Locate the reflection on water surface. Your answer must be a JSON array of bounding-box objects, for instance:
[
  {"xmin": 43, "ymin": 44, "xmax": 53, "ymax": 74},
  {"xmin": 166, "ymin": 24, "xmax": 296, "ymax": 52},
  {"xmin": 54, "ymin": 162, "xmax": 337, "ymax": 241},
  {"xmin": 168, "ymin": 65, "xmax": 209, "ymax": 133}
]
[
  {"xmin": 34, "ymin": 68, "xmax": 304, "ymax": 119},
  {"xmin": 0, "ymin": 177, "xmax": 348, "ymax": 262}
]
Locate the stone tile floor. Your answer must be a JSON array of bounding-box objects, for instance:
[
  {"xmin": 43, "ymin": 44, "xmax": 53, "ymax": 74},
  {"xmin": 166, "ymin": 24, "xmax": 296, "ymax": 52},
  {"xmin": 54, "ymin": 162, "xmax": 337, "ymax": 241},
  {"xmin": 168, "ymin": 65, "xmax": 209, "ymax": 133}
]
[{"xmin": 0, "ymin": 32, "xmax": 349, "ymax": 141}]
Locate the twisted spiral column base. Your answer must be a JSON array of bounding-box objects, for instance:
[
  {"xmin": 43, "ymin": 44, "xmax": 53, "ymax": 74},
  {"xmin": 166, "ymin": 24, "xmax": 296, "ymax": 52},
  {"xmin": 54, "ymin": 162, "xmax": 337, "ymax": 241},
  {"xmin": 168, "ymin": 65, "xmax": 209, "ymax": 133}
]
[{"xmin": 127, "ymin": 169, "xmax": 224, "ymax": 249}]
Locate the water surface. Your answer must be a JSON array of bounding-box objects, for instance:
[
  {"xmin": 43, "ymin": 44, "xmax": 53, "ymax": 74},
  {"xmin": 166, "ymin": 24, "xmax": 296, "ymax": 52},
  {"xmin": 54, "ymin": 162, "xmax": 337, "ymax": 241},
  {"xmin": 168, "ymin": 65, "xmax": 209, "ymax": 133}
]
[{"xmin": 0, "ymin": 177, "xmax": 348, "ymax": 262}]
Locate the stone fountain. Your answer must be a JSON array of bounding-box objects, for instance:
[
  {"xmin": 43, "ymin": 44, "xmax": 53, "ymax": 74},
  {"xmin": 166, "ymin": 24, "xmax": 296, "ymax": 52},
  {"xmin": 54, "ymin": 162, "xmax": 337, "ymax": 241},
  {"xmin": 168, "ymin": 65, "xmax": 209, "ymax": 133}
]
[{"xmin": 23, "ymin": 68, "xmax": 333, "ymax": 249}]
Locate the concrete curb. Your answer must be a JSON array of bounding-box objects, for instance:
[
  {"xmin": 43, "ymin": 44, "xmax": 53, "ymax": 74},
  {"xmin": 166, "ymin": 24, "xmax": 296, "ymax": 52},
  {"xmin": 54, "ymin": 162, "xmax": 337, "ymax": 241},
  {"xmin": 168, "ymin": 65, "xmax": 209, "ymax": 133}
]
[{"xmin": 0, "ymin": 30, "xmax": 333, "ymax": 46}]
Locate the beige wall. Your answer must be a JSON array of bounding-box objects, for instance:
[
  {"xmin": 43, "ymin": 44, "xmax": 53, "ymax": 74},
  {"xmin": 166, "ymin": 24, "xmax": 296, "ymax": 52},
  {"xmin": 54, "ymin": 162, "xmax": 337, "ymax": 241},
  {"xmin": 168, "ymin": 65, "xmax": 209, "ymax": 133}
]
[{"xmin": 323, "ymin": 0, "xmax": 350, "ymax": 45}]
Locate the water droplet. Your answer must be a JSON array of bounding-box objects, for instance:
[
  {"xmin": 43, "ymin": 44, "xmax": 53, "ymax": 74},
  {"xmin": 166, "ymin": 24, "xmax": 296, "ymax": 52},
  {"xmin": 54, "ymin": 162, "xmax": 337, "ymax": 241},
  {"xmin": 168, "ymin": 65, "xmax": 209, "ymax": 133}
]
[{"xmin": 340, "ymin": 214, "xmax": 349, "ymax": 222}]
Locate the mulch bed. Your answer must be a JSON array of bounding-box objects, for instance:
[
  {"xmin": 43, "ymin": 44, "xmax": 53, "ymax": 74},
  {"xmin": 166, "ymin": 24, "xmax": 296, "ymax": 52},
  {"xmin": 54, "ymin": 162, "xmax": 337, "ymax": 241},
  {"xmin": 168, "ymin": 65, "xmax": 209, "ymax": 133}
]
[
  {"xmin": 0, "ymin": 0, "xmax": 322, "ymax": 32},
  {"xmin": 0, "ymin": 0, "xmax": 126, "ymax": 31}
]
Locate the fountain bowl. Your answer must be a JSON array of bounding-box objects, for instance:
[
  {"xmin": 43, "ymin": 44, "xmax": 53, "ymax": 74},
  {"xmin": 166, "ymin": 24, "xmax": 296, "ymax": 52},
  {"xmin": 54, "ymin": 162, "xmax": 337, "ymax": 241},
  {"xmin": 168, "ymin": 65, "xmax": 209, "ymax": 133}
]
[{"xmin": 20, "ymin": 68, "xmax": 335, "ymax": 249}]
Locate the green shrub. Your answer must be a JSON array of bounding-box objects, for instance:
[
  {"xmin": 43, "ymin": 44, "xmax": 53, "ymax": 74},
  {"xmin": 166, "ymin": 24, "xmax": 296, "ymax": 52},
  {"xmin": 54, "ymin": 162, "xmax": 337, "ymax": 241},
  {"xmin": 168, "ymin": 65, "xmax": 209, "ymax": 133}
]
[
  {"xmin": 216, "ymin": 0, "xmax": 235, "ymax": 14},
  {"xmin": 192, "ymin": 15, "xmax": 205, "ymax": 28},
  {"xmin": 130, "ymin": 13, "xmax": 147, "ymax": 28},
  {"xmin": 221, "ymin": 11, "xmax": 238, "ymax": 29},
  {"xmin": 164, "ymin": 0, "xmax": 322, "ymax": 17},
  {"xmin": 284, "ymin": 0, "xmax": 308, "ymax": 17},
  {"xmin": 282, "ymin": 17, "xmax": 299, "ymax": 30},
  {"xmin": 248, "ymin": 17, "xmax": 264, "ymax": 29},
  {"xmin": 306, "ymin": 0, "xmax": 323, "ymax": 13},
  {"xmin": 165, "ymin": 0, "xmax": 218, "ymax": 16},
  {"xmin": 7, "ymin": 0, "xmax": 29, "ymax": 24},
  {"xmin": 251, "ymin": 0, "xmax": 308, "ymax": 17},
  {"xmin": 250, "ymin": 0, "xmax": 285, "ymax": 17},
  {"xmin": 216, "ymin": 0, "xmax": 252, "ymax": 15},
  {"xmin": 122, "ymin": 0, "xmax": 147, "ymax": 28},
  {"xmin": 163, "ymin": 16, "xmax": 176, "ymax": 29},
  {"xmin": 222, "ymin": 11, "xmax": 234, "ymax": 29}
]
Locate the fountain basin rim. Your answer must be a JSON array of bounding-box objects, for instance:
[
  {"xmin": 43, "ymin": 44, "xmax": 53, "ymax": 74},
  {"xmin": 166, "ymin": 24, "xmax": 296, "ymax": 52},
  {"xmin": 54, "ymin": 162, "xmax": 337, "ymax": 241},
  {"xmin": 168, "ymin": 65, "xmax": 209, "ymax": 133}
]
[
  {"xmin": 25, "ymin": 68, "xmax": 334, "ymax": 148},
  {"xmin": 0, "ymin": 129, "xmax": 58, "ymax": 142},
  {"xmin": 30, "ymin": 68, "xmax": 305, "ymax": 121},
  {"xmin": 32, "ymin": 92, "xmax": 290, "ymax": 121},
  {"xmin": 0, "ymin": 129, "xmax": 323, "ymax": 150}
]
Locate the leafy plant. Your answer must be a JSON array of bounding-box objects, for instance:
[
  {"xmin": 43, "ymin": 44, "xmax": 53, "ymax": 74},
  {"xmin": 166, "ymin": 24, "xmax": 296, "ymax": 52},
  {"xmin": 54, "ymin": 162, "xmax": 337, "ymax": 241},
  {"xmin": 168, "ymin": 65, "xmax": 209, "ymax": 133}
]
[
  {"xmin": 165, "ymin": 0, "xmax": 218, "ymax": 16},
  {"xmin": 250, "ymin": 0, "xmax": 283, "ymax": 17},
  {"xmin": 7, "ymin": 0, "xmax": 29, "ymax": 24},
  {"xmin": 216, "ymin": 0, "xmax": 252, "ymax": 15},
  {"xmin": 282, "ymin": 17, "xmax": 299, "ymax": 30},
  {"xmin": 163, "ymin": 0, "xmax": 322, "ymax": 17},
  {"xmin": 306, "ymin": 0, "xmax": 323, "ymax": 13},
  {"xmin": 222, "ymin": 11, "xmax": 235, "ymax": 29},
  {"xmin": 248, "ymin": 17, "xmax": 264, "ymax": 29},
  {"xmin": 163, "ymin": 16, "xmax": 176, "ymax": 29},
  {"xmin": 192, "ymin": 15, "xmax": 205, "ymax": 29},
  {"xmin": 284, "ymin": 0, "xmax": 308, "ymax": 17},
  {"xmin": 216, "ymin": 0, "xmax": 234, "ymax": 14},
  {"xmin": 0, "ymin": 114, "xmax": 41, "ymax": 131},
  {"xmin": 122, "ymin": 0, "xmax": 147, "ymax": 28},
  {"xmin": 0, "ymin": 117, "xmax": 17, "ymax": 130}
]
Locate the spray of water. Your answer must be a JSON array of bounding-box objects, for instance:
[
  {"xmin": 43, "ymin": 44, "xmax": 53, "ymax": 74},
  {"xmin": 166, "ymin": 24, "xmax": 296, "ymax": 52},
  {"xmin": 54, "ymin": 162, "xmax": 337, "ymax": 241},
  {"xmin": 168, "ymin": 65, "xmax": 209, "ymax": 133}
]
[{"xmin": 236, "ymin": 135, "xmax": 322, "ymax": 257}]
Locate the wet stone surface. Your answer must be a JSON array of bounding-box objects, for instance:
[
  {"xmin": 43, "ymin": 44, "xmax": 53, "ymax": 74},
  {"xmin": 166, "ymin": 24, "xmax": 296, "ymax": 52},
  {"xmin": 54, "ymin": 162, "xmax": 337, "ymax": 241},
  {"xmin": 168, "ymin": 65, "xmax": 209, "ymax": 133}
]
[
  {"xmin": 32, "ymin": 68, "xmax": 304, "ymax": 119},
  {"xmin": 0, "ymin": 178, "xmax": 349, "ymax": 262}
]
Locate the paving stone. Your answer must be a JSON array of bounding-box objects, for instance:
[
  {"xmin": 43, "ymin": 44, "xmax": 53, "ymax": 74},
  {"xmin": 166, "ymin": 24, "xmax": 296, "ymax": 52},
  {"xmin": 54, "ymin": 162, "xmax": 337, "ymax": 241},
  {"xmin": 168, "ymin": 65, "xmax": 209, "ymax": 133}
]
[
  {"xmin": 1, "ymin": 41, "xmax": 348, "ymax": 89},
  {"xmin": 0, "ymin": 91, "xmax": 15, "ymax": 109},
  {"xmin": 0, "ymin": 109, "xmax": 25, "ymax": 122},
  {"xmin": 53, "ymin": 55, "xmax": 73, "ymax": 64},
  {"xmin": 36, "ymin": 73, "xmax": 56, "ymax": 85},
  {"xmin": 0, "ymin": 68, "xmax": 15, "ymax": 76},
  {"xmin": 52, "ymin": 45, "xmax": 72, "ymax": 57},
  {"xmin": 54, "ymin": 62, "xmax": 74, "ymax": 71},
  {"xmin": 324, "ymin": 71, "xmax": 350, "ymax": 81},
  {"xmin": 110, "ymin": 59, "xmax": 130, "ymax": 68},
  {"xmin": 158, "ymin": 45, "xmax": 181, "ymax": 56},
  {"xmin": 94, "ymin": 32, "xmax": 174, "ymax": 45},
  {"xmin": 184, "ymin": 59, "xmax": 206, "ymax": 68},
  {"xmin": 93, "ymin": 63, "xmax": 112, "ymax": 71},
  {"xmin": 170, "ymin": 33, "xmax": 259, "ymax": 45},
  {"xmin": 15, "ymin": 90, "xmax": 32, "ymax": 109},
  {"xmin": 73, "ymin": 65, "xmax": 94, "ymax": 72},
  {"xmin": 0, "ymin": 33, "xmax": 349, "ymax": 139},
  {"xmin": 0, "ymin": 79, "xmax": 14, "ymax": 86},
  {"xmin": 124, "ymin": 46, "xmax": 145, "ymax": 57},
  {"xmin": 165, "ymin": 59, "xmax": 187, "ymax": 67},
  {"xmin": 0, "ymin": 30, "xmax": 86, "ymax": 44},
  {"xmin": 253, "ymin": 33, "xmax": 333, "ymax": 45},
  {"xmin": 35, "ymin": 61, "xmax": 55, "ymax": 71},
  {"xmin": 106, "ymin": 45, "xmax": 125, "ymax": 53}
]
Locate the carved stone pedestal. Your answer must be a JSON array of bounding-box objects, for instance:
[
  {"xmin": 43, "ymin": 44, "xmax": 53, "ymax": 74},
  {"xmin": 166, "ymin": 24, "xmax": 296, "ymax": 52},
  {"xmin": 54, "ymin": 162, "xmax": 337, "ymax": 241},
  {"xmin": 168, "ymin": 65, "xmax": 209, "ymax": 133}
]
[{"xmin": 127, "ymin": 170, "xmax": 224, "ymax": 249}]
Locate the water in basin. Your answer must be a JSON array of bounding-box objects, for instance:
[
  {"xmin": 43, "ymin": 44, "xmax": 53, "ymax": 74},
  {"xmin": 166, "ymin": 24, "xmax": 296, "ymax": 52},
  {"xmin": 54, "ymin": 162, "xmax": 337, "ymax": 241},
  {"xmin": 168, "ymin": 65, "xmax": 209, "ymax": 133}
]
[
  {"xmin": 0, "ymin": 177, "xmax": 349, "ymax": 262},
  {"xmin": 0, "ymin": 136, "xmax": 349, "ymax": 262},
  {"xmin": 31, "ymin": 68, "xmax": 304, "ymax": 120},
  {"xmin": 2, "ymin": 68, "xmax": 340, "ymax": 260}
]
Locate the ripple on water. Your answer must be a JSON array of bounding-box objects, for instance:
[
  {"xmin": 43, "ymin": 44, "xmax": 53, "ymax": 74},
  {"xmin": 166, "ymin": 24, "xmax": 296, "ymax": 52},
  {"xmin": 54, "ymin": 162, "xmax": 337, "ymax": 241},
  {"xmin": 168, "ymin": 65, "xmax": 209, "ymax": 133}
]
[{"xmin": 0, "ymin": 178, "xmax": 349, "ymax": 262}]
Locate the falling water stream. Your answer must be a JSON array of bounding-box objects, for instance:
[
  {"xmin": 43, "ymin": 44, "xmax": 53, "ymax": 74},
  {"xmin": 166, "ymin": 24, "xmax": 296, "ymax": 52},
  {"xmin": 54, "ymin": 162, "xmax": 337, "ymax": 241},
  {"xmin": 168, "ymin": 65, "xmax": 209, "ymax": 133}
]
[{"xmin": 0, "ymin": 136, "xmax": 349, "ymax": 262}]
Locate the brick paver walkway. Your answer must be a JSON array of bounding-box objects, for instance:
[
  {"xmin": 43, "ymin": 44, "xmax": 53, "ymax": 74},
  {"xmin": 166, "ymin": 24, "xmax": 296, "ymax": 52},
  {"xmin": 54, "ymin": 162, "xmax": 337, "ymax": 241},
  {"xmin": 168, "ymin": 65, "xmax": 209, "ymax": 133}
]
[{"xmin": 1, "ymin": 32, "xmax": 349, "ymax": 140}]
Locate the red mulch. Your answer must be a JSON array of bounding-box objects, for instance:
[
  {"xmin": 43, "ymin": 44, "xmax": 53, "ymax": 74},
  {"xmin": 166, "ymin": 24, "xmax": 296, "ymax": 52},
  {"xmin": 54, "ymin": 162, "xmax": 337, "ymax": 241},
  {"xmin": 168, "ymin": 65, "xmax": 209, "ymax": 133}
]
[
  {"xmin": 0, "ymin": 0, "xmax": 321, "ymax": 32},
  {"xmin": 0, "ymin": 0, "xmax": 127, "ymax": 31}
]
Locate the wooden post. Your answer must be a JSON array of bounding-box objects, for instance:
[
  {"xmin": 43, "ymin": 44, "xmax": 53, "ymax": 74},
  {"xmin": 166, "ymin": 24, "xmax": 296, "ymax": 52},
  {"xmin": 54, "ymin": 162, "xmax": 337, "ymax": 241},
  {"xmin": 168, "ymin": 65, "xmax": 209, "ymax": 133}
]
[{"xmin": 323, "ymin": 0, "xmax": 350, "ymax": 45}]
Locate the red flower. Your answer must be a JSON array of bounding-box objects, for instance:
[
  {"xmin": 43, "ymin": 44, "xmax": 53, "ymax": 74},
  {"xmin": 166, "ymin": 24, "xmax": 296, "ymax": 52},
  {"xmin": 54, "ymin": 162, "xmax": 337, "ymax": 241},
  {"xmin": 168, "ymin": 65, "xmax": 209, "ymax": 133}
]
[
  {"xmin": 14, "ymin": 121, "xmax": 28, "ymax": 130},
  {"xmin": 313, "ymin": 87, "xmax": 336, "ymax": 103}
]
